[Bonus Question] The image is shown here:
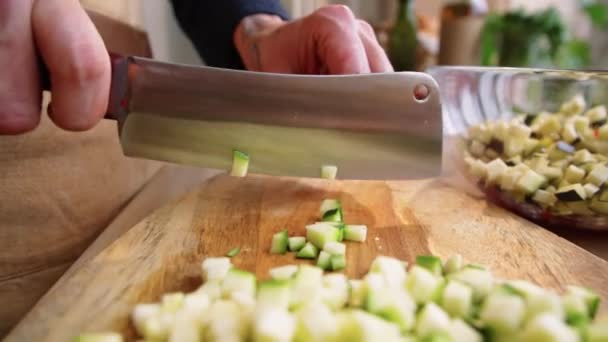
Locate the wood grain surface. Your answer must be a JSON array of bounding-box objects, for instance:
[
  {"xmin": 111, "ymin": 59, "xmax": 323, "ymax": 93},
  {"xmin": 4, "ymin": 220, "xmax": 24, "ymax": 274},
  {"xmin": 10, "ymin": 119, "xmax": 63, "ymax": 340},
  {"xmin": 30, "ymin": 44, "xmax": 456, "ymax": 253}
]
[{"xmin": 7, "ymin": 174, "xmax": 608, "ymax": 342}]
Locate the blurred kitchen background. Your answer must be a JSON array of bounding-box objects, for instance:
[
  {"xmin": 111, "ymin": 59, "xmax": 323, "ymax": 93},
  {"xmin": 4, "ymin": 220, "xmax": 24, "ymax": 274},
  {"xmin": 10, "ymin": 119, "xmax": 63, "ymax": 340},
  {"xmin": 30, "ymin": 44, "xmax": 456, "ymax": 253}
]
[{"xmin": 83, "ymin": 0, "xmax": 608, "ymax": 70}]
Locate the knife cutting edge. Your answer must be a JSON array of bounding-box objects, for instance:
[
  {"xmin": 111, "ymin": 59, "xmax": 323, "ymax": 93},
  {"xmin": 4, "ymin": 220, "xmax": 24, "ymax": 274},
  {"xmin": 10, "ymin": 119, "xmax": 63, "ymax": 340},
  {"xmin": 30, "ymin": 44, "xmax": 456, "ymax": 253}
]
[{"xmin": 43, "ymin": 54, "xmax": 443, "ymax": 180}]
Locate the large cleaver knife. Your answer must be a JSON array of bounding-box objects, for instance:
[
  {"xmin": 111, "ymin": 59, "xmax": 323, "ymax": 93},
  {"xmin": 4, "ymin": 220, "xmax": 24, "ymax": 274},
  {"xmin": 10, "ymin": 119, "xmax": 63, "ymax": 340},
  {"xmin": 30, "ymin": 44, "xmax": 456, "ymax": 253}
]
[{"xmin": 44, "ymin": 55, "xmax": 443, "ymax": 180}]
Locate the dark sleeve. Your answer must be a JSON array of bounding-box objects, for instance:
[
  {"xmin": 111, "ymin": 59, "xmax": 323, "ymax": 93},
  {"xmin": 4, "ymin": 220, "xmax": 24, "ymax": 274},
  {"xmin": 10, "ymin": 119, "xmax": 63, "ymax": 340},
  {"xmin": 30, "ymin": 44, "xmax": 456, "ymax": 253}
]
[{"xmin": 170, "ymin": 0, "xmax": 290, "ymax": 69}]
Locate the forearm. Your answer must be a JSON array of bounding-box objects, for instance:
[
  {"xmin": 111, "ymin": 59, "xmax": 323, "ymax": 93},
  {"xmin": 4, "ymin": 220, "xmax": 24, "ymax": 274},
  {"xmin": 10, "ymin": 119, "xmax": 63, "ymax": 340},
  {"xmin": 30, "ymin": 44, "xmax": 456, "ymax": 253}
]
[{"xmin": 169, "ymin": 0, "xmax": 289, "ymax": 69}]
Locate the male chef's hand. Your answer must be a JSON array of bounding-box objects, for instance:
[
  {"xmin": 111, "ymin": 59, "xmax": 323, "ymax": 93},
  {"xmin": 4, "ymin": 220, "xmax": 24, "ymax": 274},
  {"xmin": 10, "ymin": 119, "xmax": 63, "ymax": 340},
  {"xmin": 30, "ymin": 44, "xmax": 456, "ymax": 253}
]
[
  {"xmin": 0, "ymin": 0, "xmax": 110, "ymax": 134},
  {"xmin": 234, "ymin": 5, "xmax": 393, "ymax": 75}
]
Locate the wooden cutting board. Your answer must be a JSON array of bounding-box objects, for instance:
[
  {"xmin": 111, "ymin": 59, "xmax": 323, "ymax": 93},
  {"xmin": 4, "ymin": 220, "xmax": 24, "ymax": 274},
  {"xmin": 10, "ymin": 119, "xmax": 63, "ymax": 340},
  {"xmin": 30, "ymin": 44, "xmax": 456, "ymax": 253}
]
[{"xmin": 7, "ymin": 174, "xmax": 608, "ymax": 342}]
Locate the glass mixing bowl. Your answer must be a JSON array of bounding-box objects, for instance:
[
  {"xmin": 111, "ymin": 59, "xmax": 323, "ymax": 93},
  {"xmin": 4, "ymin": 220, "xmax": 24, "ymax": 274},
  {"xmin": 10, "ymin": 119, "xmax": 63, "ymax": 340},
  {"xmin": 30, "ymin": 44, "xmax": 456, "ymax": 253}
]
[{"xmin": 428, "ymin": 66, "xmax": 608, "ymax": 231}]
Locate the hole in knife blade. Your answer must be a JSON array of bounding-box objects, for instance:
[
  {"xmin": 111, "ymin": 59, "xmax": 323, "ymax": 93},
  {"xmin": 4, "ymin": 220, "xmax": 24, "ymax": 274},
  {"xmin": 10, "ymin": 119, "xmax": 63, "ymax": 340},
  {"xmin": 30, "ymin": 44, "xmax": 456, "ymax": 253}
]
[{"xmin": 414, "ymin": 84, "xmax": 430, "ymax": 102}]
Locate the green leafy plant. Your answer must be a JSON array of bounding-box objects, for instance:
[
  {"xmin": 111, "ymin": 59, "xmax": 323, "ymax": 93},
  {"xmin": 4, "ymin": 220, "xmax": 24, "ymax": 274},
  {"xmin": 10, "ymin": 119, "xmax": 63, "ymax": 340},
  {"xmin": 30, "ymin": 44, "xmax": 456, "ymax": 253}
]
[{"xmin": 480, "ymin": 1, "xmax": 608, "ymax": 69}]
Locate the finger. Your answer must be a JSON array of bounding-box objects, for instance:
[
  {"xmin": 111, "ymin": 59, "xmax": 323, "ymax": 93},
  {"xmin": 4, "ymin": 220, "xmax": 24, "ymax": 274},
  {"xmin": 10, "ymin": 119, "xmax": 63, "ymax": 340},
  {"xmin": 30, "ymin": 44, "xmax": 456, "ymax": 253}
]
[
  {"xmin": 0, "ymin": 0, "xmax": 42, "ymax": 134},
  {"xmin": 32, "ymin": 0, "xmax": 110, "ymax": 131},
  {"xmin": 308, "ymin": 5, "xmax": 370, "ymax": 75},
  {"xmin": 357, "ymin": 20, "xmax": 393, "ymax": 73}
]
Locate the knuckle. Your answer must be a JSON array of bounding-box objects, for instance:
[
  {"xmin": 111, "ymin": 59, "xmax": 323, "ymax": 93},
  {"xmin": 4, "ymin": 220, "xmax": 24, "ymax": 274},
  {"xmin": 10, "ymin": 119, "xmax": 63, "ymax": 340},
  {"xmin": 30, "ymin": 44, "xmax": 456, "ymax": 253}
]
[
  {"xmin": 314, "ymin": 4, "xmax": 356, "ymax": 23},
  {"xmin": 58, "ymin": 41, "xmax": 109, "ymax": 85},
  {"xmin": 358, "ymin": 19, "xmax": 375, "ymax": 35}
]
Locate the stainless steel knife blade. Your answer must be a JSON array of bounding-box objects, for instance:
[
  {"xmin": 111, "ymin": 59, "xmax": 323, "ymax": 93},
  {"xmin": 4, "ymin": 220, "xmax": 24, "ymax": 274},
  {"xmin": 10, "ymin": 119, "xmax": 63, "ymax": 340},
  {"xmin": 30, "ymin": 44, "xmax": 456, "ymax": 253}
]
[{"xmin": 113, "ymin": 56, "xmax": 443, "ymax": 180}]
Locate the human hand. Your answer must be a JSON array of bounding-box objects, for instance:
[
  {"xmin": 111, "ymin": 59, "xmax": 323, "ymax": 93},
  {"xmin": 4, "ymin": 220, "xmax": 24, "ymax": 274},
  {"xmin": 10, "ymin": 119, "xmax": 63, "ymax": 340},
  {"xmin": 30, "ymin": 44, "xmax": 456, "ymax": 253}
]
[
  {"xmin": 0, "ymin": 0, "xmax": 110, "ymax": 134},
  {"xmin": 233, "ymin": 5, "xmax": 393, "ymax": 75}
]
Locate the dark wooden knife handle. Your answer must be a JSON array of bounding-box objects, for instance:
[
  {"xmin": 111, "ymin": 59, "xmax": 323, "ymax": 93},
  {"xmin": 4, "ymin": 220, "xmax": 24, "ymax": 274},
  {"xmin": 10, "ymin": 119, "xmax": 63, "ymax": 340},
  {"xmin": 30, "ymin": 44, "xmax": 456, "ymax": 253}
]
[{"xmin": 39, "ymin": 52, "xmax": 130, "ymax": 121}]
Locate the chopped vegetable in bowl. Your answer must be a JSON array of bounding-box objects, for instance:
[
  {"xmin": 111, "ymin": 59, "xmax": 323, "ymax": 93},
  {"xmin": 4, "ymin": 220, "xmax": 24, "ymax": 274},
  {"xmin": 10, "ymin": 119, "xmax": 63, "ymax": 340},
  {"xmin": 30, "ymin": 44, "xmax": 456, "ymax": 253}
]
[{"xmin": 464, "ymin": 94, "xmax": 608, "ymax": 230}]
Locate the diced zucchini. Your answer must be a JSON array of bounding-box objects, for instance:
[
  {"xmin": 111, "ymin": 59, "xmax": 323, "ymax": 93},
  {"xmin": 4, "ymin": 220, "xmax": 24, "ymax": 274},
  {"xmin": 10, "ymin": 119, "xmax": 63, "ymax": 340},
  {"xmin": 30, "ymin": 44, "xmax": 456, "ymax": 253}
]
[
  {"xmin": 470, "ymin": 140, "xmax": 486, "ymax": 157},
  {"xmin": 296, "ymin": 242, "xmax": 319, "ymax": 259},
  {"xmin": 269, "ymin": 265, "xmax": 298, "ymax": 280},
  {"xmin": 499, "ymin": 168, "xmax": 522, "ymax": 191},
  {"xmin": 516, "ymin": 169, "xmax": 547, "ymax": 194},
  {"xmin": 201, "ymin": 257, "xmax": 232, "ymax": 282},
  {"xmin": 448, "ymin": 267, "xmax": 493, "ymax": 302},
  {"xmin": 336, "ymin": 309, "xmax": 403, "ymax": 342},
  {"xmin": 349, "ymin": 280, "xmax": 365, "ymax": 308},
  {"xmin": 344, "ymin": 225, "xmax": 368, "ymax": 242},
  {"xmin": 586, "ymin": 319, "xmax": 608, "ymax": 342},
  {"xmin": 550, "ymin": 159, "xmax": 569, "ymax": 171},
  {"xmin": 466, "ymin": 157, "xmax": 488, "ymax": 181},
  {"xmin": 222, "ymin": 268, "xmax": 256, "ymax": 299},
  {"xmin": 74, "ymin": 333, "xmax": 123, "ymax": 342},
  {"xmin": 294, "ymin": 302, "xmax": 339, "ymax": 342},
  {"xmin": 598, "ymin": 124, "xmax": 608, "ymax": 141},
  {"xmin": 324, "ymin": 241, "xmax": 346, "ymax": 256},
  {"xmin": 480, "ymin": 292, "xmax": 526, "ymax": 333},
  {"xmin": 510, "ymin": 123, "xmax": 533, "ymax": 139},
  {"xmin": 255, "ymin": 309, "xmax": 296, "ymax": 342},
  {"xmin": 257, "ymin": 279, "xmax": 291, "ymax": 311},
  {"xmin": 468, "ymin": 124, "xmax": 493, "ymax": 144},
  {"xmin": 565, "ymin": 165, "xmax": 586, "ymax": 183},
  {"xmin": 524, "ymin": 138, "xmax": 541, "ymax": 155},
  {"xmin": 586, "ymin": 105, "xmax": 607, "ymax": 123},
  {"xmin": 322, "ymin": 273, "xmax": 350, "ymax": 310},
  {"xmin": 507, "ymin": 280, "xmax": 564, "ymax": 321},
  {"xmin": 447, "ymin": 319, "xmax": 483, "ymax": 342},
  {"xmin": 485, "ymin": 159, "xmax": 509, "ymax": 185},
  {"xmin": 305, "ymin": 223, "xmax": 340, "ymax": 249},
  {"xmin": 539, "ymin": 166, "xmax": 563, "ymax": 181},
  {"xmin": 331, "ymin": 254, "xmax": 346, "ymax": 271},
  {"xmin": 270, "ymin": 229, "xmax": 289, "ymax": 254},
  {"xmin": 195, "ymin": 279, "xmax": 222, "ymax": 300},
  {"xmin": 416, "ymin": 303, "xmax": 451, "ymax": 338},
  {"xmin": 573, "ymin": 149, "xmax": 596, "ymax": 164},
  {"xmin": 563, "ymin": 293, "xmax": 589, "ymax": 327},
  {"xmin": 230, "ymin": 150, "xmax": 250, "ymax": 177},
  {"xmin": 169, "ymin": 312, "xmax": 201, "ymax": 342},
  {"xmin": 574, "ymin": 116, "xmax": 591, "ymax": 133},
  {"xmin": 562, "ymin": 94, "xmax": 586, "ymax": 116},
  {"xmin": 562, "ymin": 122, "xmax": 579, "ymax": 143},
  {"xmin": 131, "ymin": 303, "xmax": 161, "ymax": 336},
  {"xmin": 505, "ymin": 139, "xmax": 525, "ymax": 158},
  {"xmin": 161, "ymin": 292, "xmax": 185, "ymax": 313},
  {"xmin": 406, "ymin": 265, "xmax": 443, "ymax": 304},
  {"xmin": 226, "ymin": 247, "xmax": 241, "ymax": 257},
  {"xmin": 486, "ymin": 148, "xmax": 500, "ymax": 160},
  {"xmin": 319, "ymin": 221, "xmax": 346, "ymax": 242},
  {"xmin": 318, "ymin": 198, "xmax": 340, "ymax": 216},
  {"xmin": 290, "ymin": 265, "xmax": 324, "ymax": 309},
  {"xmin": 441, "ymin": 280, "xmax": 474, "ymax": 318},
  {"xmin": 444, "ymin": 255, "xmax": 463, "ymax": 275},
  {"xmin": 538, "ymin": 116, "xmax": 562, "ymax": 136},
  {"xmin": 138, "ymin": 312, "xmax": 173, "ymax": 341},
  {"xmin": 520, "ymin": 313, "xmax": 579, "ymax": 342},
  {"xmin": 322, "ymin": 208, "xmax": 343, "ymax": 223},
  {"xmin": 288, "ymin": 236, "xmax": 306, "ymax": 252},
  {"xmin": 586, "ymin": 164, "xmax": 608, "ymax": 186},
  {"xmin": 317, "ymin": 251, "xmax": 332, "ymax": 270},
  {"xmin": 204, "ymin": 300, "xmax": 249, "ymax": 341},
  {"xmin": 321, "ymin": 165, "xmax": 338, "ymax": 180},
  {"xmin": 365, "ymin": 280, "xmax": 416, "ymax": 332},
  {"xmin": 566, "ymin": 201, "xmax": 596, "ymax": 216},
  {"xmin": 182, "ymin": 292, "xmax": 210, "ymax": 316},
  {"xmin": 532, "ymin": 189, "xmax": 558, "ymax": 207},
  {"xmin": 416, "ymin": 255, "xmax": 443, "ymax": 276},
  {"xmin": 567, "ymin": 285, "xmax": 600, "ymax": 319},
  {"xmin": 370, "ymin": 256, "xmax": 407, "ymax": 287},
  {"xmin": 556, "ymin": 184, "xmax": 587, "ymax": 202}
]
